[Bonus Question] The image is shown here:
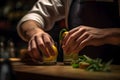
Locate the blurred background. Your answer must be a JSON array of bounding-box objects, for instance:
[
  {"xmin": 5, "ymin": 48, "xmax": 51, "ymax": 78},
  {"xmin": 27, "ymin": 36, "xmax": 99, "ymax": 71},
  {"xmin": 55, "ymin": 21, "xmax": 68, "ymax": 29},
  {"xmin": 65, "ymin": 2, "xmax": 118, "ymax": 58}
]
[{"xmin": 0, "ymin": 0, "xmax": 37, "ymax": 58}]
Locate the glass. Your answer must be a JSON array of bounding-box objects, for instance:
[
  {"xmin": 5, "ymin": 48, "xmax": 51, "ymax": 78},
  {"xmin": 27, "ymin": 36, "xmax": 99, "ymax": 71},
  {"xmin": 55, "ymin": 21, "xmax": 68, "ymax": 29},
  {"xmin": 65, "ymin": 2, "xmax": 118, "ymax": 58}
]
[
  {"xmin": 42, "ymin": 43, "xmax": 58, "ymax": 65},
  {"xmin": 63, "ymin": 52, "xmax": 78, "ymax": 65}
]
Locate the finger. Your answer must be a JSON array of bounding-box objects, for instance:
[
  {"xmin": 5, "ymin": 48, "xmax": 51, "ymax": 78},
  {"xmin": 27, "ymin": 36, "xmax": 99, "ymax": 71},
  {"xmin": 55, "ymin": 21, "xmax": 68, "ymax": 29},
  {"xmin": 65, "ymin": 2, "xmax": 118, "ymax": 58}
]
[
  {"xmin": 74, "ymin": 32, "xmax": 89, "ymax": 53},
  {"xmin": 61, "ymin": 32, "xmax": 69, "ymax": 46},
  {"xmin": 49, "ymin": 35, "xmax": 56, "ymax": 56},
  {"xmin": 62, "ymin": 33, "xmax": 77, "ymax": 55},
  {"xmin": 35, "ymin": 35, "xmax": 50, "ymax": 57},
  {"xmin": 67, "ymin": 41, "xmax": 79, "ymax": 54},
  {"xmin": 63, "ymin": 26, "xmax": 86, "ymax": 46},
  {"xmin": 30, "ymin": 38, "xmax": 43, "ymax": 61},
  {"xmin": 28, "ymin": 39, "xmax": 37, "ymax": 62},
  {"xmin": 63, "ymin": 27, "xmax": 88, "ymax": 55},
  {"xmin": 69, "ymin": 26, "xmax": 80, "ymax": 33},
  {"xmin": 70, "ymin": 31, "xmax": 90, "ymax": 54},
  {"xmin": 62, "ymin": 27, "xmax": 79, "ymax": 45},
  {"xmin": 62, "ymin": 31, "xmax": 81, "ymax": 54},
  {"xmin": 62, "ymin": 45, "xmax": 73, "ymax": 55},
  {"xmin": 28, "ymin": 40, "xmax": 40, "ymax": 62},
  {"xmin": 43, "ymin": 34, "xmax": 55, "ymax": 56},
  {"xmin": 76, "ymin": 31, "xmax": 89, "ymax": 43},
  {"xmin": 28, "ymin": 50, "xmax": 39, "ymax": 63},
  {"xmin": 74, "ymin": 36, "xmax": 91, "ymax": 53}
]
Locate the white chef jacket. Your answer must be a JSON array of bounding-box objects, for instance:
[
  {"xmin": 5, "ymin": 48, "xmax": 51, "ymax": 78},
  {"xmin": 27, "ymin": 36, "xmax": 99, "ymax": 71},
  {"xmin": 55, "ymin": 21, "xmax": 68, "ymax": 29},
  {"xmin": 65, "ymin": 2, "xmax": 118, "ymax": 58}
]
[{"xmin": 17, "ymin": 0, "xmax": 119, "ymax": 41}]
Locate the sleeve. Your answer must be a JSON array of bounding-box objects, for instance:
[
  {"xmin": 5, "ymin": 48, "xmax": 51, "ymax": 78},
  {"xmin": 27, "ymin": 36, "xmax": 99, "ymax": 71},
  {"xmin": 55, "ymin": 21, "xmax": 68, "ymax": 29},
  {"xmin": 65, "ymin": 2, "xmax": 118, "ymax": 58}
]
[{"xmin": 17, "ymin": 0, "xmax": 66, "ymax": 41}]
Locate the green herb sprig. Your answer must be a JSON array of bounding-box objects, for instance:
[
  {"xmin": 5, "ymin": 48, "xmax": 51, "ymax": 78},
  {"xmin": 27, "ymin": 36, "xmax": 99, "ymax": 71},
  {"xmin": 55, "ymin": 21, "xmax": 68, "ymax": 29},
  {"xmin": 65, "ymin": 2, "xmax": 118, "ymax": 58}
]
[{"xmin": 72, "ymin": 55, "xmax": 112, "ymax": 72}]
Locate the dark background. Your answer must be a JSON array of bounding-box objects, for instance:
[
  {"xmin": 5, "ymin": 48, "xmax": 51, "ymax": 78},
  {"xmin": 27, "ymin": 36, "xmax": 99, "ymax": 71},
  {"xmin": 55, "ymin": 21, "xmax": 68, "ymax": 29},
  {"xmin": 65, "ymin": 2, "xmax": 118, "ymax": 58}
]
[
  {"xmin": 0, "ymin": 0, "xmax": 37, "ymax": 57},
  {"xmin": 0, "ymin": 0, "xmax": 64, "ymax": 59}
]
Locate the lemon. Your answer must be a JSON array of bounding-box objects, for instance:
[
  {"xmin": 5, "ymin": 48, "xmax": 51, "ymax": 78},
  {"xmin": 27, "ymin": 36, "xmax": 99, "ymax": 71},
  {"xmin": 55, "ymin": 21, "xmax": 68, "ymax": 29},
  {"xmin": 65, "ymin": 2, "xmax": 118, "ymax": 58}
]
[
  {"xmin": 52, "ymin": 44, "xmax": 58, "ymax": 55},
  {"xmin": 43, "ymin": 45, "xmax": 58, "ymax": 61},
  {"xmin": 59, "ymin": 31, "xmax": 68, "ymax": 45},
  {"xmin": 44, "ymin": 56, "xmax": 54, "ymax": 61},
  {"xmin": 62, "ymin": 31, "xmax": 68, "ymax": 38}
]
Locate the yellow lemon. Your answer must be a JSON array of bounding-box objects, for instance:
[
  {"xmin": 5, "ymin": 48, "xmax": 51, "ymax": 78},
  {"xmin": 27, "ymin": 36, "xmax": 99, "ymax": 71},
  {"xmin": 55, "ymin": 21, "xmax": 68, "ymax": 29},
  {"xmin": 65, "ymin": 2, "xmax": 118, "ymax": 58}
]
[
  {"xmin": 43, "ymin": 45, "xmax": 58, "ymax": 61},
  {"xmin": 60, "ymin": 31, "xmax": 68, "ymax": 45},
  {"xmin": 44, "ymin": 56, "xmax": 54, "ymax": 61},
  {"xmin": 62, "ymin": 31, "xmax": 68, "ymax": 38},
  {"xmin": 52, "ymin": 45, "xmax": 58, "ymax": 56}
]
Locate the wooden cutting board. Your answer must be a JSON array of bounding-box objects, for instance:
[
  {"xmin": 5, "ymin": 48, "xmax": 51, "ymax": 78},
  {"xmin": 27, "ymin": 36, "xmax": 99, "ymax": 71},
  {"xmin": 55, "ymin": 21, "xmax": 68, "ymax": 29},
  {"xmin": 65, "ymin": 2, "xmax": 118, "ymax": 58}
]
[{"xmin": 12, "ymin": 62, "xmax": 120, "ymax": 80}]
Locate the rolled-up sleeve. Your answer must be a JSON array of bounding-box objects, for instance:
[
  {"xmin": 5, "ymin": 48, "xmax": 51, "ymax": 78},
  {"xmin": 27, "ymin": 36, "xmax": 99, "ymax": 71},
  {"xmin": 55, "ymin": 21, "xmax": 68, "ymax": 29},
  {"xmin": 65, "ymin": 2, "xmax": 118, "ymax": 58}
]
[{"xmin": 17, "ymin": 0, "xmax": 66, "ymax": 41}]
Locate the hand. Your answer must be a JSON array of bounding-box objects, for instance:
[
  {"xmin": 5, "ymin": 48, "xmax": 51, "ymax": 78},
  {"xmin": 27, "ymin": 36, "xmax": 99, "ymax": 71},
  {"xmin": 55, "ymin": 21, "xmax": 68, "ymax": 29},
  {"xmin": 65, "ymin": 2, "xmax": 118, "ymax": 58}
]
[
  {"xmin": 27, "ymin": 28, "xmax": 56, "ymax": 63},
  {"xmin": 62, "ymin": 25, "xmax": 110, "ymax": 54}
]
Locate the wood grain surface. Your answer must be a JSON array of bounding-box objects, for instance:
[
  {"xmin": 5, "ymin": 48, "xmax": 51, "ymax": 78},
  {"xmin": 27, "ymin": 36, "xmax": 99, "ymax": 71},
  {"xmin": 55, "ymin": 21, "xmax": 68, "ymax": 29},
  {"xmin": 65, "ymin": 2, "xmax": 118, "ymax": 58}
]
[{"xmin": 12, "ymin": 62, "xmax": 120, "ymax": 80}]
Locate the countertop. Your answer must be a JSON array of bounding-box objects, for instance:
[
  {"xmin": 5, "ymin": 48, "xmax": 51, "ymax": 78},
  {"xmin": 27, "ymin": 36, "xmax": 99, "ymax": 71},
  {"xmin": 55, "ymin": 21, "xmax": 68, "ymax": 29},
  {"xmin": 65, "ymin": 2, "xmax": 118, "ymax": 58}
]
[{"xmin": 12, "ymin": 61, "xmax": 120, "ymax": 80}]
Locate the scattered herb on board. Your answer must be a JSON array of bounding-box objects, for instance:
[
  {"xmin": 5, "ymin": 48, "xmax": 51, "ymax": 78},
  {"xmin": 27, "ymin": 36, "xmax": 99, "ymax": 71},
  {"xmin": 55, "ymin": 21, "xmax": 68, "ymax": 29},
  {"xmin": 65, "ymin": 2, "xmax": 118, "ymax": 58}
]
[{"xmin": 71, "ymin": 55, "xmax": 112, "ymax": 72}]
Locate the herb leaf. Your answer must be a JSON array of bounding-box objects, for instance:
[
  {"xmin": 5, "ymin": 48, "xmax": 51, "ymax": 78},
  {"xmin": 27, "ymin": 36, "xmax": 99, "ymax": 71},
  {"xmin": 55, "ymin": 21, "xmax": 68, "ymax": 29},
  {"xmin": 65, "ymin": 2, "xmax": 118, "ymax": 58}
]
[{"xmin": 72, "ymin": 55, "xmax": 112, "ymax": 72}]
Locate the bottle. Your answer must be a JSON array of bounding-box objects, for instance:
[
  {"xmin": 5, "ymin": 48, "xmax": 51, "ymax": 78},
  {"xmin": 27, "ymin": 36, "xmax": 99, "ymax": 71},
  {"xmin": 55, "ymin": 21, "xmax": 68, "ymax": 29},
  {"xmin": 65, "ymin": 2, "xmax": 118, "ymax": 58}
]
[
  {"xmin": 7, "ymin": 39, "xmax": 16, "ymax": 58},
  {"xmin": 0, "ymin": 36, "xmax": 5, "ymax": 58},
  {"xmin": 0, "ymin": 51, "xmax": 16, "ymax": 80}
]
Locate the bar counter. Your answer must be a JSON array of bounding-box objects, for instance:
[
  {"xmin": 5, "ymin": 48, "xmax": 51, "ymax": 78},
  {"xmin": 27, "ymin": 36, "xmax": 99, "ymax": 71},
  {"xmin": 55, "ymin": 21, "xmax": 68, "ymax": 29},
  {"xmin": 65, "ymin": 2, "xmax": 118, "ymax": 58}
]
[{"xmin": 11, "ymin": 60, "xmax": 120, "ymax": 80}]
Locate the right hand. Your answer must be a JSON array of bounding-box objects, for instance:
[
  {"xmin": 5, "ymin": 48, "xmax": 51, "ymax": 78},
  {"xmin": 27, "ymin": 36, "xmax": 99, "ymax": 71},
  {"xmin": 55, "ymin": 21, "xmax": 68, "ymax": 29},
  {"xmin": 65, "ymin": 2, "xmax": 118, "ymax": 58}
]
[
  {"xmin": 62, "ymin": 26, "xmax": 111, "ymax": 55},
  {"xmin": 27, "ymin": 28, "xmax": 56, "ymax": 63}
]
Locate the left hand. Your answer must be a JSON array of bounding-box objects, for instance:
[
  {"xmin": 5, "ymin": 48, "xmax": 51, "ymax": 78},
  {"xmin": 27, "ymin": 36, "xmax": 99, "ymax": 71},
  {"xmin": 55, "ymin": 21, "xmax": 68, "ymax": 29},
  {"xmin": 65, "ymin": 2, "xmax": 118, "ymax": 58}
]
[{"xmin": 62, "ymin": 25, "xmax": 109, "ymax": 54}]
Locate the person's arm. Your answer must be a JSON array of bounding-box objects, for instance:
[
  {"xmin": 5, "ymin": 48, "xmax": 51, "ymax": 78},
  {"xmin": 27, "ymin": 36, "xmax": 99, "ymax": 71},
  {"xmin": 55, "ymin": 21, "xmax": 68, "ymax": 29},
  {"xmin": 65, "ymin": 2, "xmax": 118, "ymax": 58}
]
[
  {"xmin": 17, "ymin": 0, "xmax": 66, "ymax": 63},
  {"xmin": 17, "ymin": 0, "xmax": 66, "ymax": 41},
  {"xmin": 62, "ymin": 26, "xmax": 120, "ymax": 54},
  {"xmin": 104, "ymin": 28, "xmax": 120, "ymax": 45}
]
